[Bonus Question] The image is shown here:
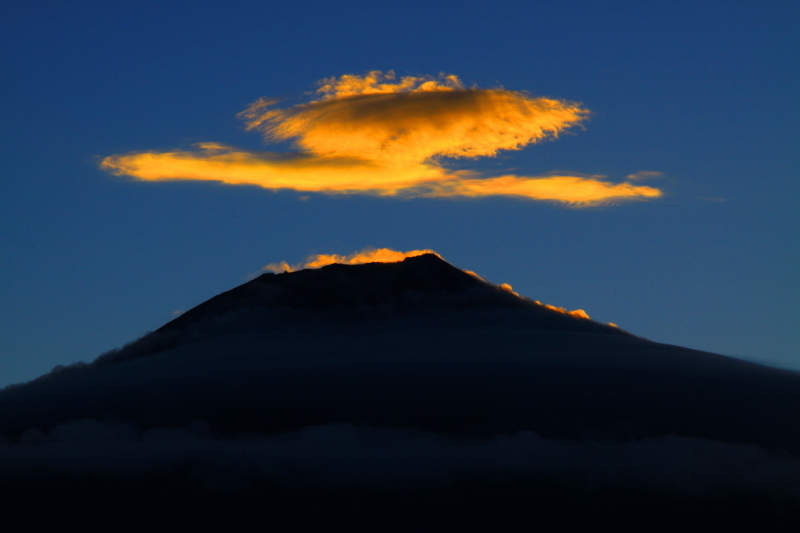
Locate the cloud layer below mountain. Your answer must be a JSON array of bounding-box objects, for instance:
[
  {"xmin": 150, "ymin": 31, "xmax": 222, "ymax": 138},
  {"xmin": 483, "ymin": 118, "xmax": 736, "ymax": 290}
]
[{"xmin": 3, "ymin": 420, "xmax": 799, "ymax": 499}]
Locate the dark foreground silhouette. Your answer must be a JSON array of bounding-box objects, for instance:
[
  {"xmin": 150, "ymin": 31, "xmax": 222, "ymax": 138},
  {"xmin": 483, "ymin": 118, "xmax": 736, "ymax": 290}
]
[
  {"xmin": 2, "ymin": 255, "xmax": 799, "ymax": 531},
  {"xmin": 6, "ymin": 473, "xmax": 799, "ymax": 532}
]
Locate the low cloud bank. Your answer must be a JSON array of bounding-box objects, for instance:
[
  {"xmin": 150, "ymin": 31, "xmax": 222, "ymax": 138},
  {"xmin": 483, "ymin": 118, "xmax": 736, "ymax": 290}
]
[{"xmin": 3, "ymin": 420, "xmax": 799, "ymax": 499}]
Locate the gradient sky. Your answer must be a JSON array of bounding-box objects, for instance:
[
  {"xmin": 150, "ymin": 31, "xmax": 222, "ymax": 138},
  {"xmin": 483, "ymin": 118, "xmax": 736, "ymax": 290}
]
[{"xmin": 1, "ymin": 0, "xmax": 798, "ymax": 387}]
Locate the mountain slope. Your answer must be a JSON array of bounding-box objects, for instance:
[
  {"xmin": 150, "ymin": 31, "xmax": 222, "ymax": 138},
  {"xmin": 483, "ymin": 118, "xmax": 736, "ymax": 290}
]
[
  {"xmin": 1, "ymin": 254, "xmax": 799, "ymax": 531},
  {"xmin": 2, "ymin": 254, "xmax": 798, "ymax": 450},
  {"xmin": 93, "ymin": 253, "xmax": 627, "ymax": 364}
]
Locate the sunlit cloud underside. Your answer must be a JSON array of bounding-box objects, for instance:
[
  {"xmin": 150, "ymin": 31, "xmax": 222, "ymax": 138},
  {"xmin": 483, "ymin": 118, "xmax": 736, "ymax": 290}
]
[{"xmin": 101, "ymin": 71, "xmax": 662, "ymax": 205}]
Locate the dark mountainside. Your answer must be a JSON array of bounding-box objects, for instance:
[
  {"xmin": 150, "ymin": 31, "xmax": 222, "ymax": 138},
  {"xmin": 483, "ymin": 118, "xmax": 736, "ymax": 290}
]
[
  {"xmin": 2, "ymin": 254, "xmax": 799, "ymax": 531},
  {"xmin": 96, "ymin": 253, "xmax": 628, "ymax": 363}
]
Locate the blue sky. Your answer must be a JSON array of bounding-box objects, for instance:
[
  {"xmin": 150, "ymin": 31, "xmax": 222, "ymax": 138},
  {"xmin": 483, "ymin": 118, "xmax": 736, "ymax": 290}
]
[{"xmin": 1, "ymin": 0, "xmax": 798, "ymax": 386}]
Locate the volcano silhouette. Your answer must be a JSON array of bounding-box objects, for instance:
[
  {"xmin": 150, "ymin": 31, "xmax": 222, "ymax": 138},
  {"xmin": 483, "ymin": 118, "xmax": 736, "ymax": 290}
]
[{"xmin": 2, "ymin": 254, "xmax": 799, "ymax": 531}]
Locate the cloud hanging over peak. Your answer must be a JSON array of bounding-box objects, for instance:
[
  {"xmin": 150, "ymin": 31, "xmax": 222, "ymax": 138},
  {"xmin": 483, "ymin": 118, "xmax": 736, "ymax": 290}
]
[
  {"xmin": 263, "ymin": 247, "xmax": 439, "ymax": 273},
  {"xmin": 101, "ymin": 71, "xmax": 663, "ymax": 205}
]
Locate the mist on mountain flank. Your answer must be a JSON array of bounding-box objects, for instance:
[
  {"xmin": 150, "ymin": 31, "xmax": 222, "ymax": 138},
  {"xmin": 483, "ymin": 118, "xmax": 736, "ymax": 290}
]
[{"xmin": 2, "ymin": 253, "xmax": 799, "ymax": 530}]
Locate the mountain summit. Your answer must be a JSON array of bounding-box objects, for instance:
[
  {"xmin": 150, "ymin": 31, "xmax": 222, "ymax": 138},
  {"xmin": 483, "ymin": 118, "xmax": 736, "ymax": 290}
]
[
  {"xmin": 107, "ymin": 253, "xmax": 624, "ymax": 363},
  {"xmin": 159, "ymin": 252, "xmax": 510, "ymax": 331},
  {"xmin": 2, "ymin": 254, "xmax": 799, "ymax": 531},
  {"xmin": 158, "ymin": 252, "xmax": 620, "ymax": 330}
]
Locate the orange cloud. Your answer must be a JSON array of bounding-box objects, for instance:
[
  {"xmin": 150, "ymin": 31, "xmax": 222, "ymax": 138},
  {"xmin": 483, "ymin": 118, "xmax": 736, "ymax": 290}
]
[
  {"xmin": 102, "ymin": 144, "xmax": 661, "ymax": 204},
  {"xmin": 100, "ymin": 71, "xmax": 663, "ymax": 205},
  {"xmin": 264, "ymin": 248, "xmax": 439, "ymax": 273},
  {"xmin": 240, "ymin": 71, "xmax": 588, "ymax": 166},
  {"xmin": 315, "ymin": 70, "xmax": 463, "ymax": 99},
  {"xmin": 535, "ymin": 301, "xmax": 591, "ymax": 320},
  {"xmin": 498, "ymin": 283, "xmax": 520, "ymax": 297},
  {"xmin": 421, "ymin": 174, "xmax": 662, "ymax": 204},
  {"xmin": 101, "ymin": 143, "xmax": 445, "ymax": 195}
]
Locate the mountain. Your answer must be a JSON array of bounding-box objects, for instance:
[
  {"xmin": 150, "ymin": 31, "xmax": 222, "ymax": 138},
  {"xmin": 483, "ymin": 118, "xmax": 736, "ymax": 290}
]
[
  {"xmin": 2, "ymin": 254, "xmax": 799, "ymax": 531},
  {"xmin": 99, "ymin": 252, "xmax": 628, "ymax": 362}
]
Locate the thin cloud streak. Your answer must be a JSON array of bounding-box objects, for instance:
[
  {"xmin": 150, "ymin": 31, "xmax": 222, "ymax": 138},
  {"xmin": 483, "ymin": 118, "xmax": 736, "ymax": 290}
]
[
  {"xmin": 422, "ymin": 174, "xmax": 662, "ymax": 203},
  {"xmin": 102, "ymin": 144, "xmax": 661, "ymax": 204},
  {"xmin": 626, "ymin": 170, "xmax": 663, "ymax": 180},
  {"xmin": 101, "ymin": 71, "xmax": 663, "ymax": 205}
]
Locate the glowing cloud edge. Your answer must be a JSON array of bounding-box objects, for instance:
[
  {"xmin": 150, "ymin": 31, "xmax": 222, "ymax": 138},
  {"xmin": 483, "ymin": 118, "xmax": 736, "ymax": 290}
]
[{"xmin": 263, "ymin": 248, "xmax": 595, "ymax": 321}]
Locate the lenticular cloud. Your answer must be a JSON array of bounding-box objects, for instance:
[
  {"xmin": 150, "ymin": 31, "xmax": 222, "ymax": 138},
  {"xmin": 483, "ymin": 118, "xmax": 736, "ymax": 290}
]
[
  {"xmin": 240, "ymin": 71, "xmax": 587, "ymax": 165},
  {"xmin": 101, "ymin": 71, "xmax": 662, "ymax": 204}
]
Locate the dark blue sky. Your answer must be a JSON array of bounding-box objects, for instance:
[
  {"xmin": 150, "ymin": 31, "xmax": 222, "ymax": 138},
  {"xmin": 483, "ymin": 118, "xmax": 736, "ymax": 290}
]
[{"xmin": 1, "ymin": 0, "xmax": 798, "ymax": 386}]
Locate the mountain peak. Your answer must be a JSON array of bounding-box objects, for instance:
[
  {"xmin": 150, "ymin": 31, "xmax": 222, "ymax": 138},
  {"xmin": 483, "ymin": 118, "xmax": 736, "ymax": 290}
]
[
  {"xmin": 90, "ymin": 253, "xmax": 624, "ymax": 367},
  {"xmin": 158, "ymin": 253, "xmax": 498, "ymax": 334},
  {"xmin": 248, "ymin": 252, "xmax": 481, "ymax": 308}
]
